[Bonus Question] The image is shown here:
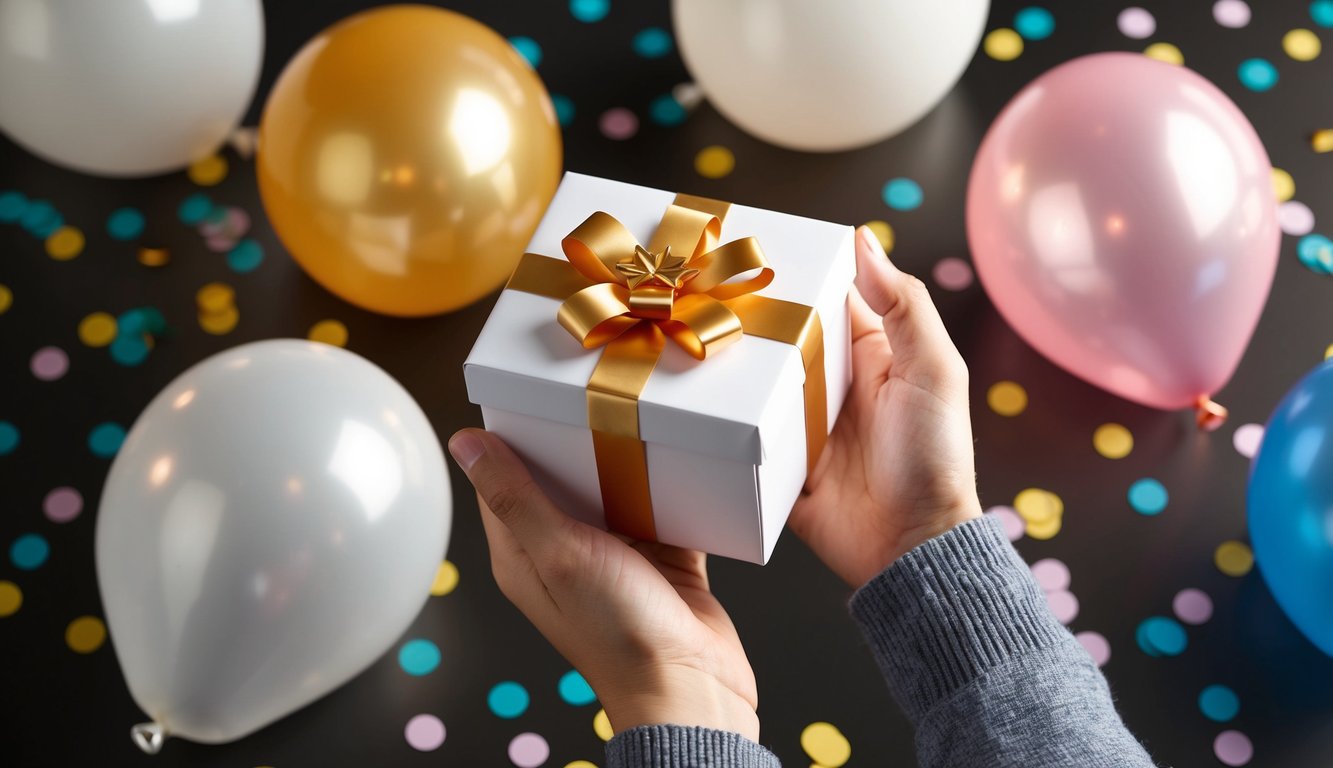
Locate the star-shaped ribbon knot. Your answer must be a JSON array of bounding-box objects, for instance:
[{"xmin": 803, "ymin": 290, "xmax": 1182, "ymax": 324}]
[{"xmin": 616, "ymin": 245, "xmax": 700, "ymax": 290}]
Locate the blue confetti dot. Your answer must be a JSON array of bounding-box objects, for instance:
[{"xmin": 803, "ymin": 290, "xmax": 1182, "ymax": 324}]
[
  {"xmin": 509, "ymin": 36, "xmax": 542, "ymax": 68},
  {"xmin": 558, "ymin": 669, "xmax": 597, "ymax": 706},
  {"xmin": 1127, "ymin": 478, "xmax": 1168, "ymax": 515},
  {"xmin": 107, "ymin": 207, "xmax": 145, "ymax": 240},
  {"xmin": 1014, "ymin": 7, "xmax": 1055, "ymax": 40},
  {"xmin": 227, "ymin": 239, "xmax": 264, "ymax": 273},
  {"xmin": 1313, "ymin": 0, "xmax": 1333, "ymax": 27},
  {"xmin": 551, "ymin": 94, "xmax": 575, "ymax": 126},
  {"xmin": 88, "ymin": 422, "xmax": 126, "ymax": 459},
  {"xmin": 570, "ymin": 0, "xmax": 609, "ymax": 23},
  {"xmin": 398, "ymin": 638, "xmax": 440, "ymax": 676},
  {"xmin": 0, "ymin": 420, "xmax": 19, "ymax": 455},
  {"xmin": 882, "ymin": 178, "xmax": 923, "ymax": 211},
  {"xmin": 0, "ymin": 191, "xmax": 28, "ymax": 222},
  {"xmin": 1199, "ymin": 684, "xmax": 1240, "ymax": 722},
  {"xmin": 19, "ymin": 200, "xmax": 62, "ymax": 238},
  {"xmin": 649, "ymin": 94, "xmax": 687, "ymax": 126},
  {"xmin": 11, "ymin": 533, "xmax": 49, "ymax": 570},
  {"xmin": 488, "ymin": 681, "xmax": 530, "ymax": 718},
  {"xmin": 178, "ymin": 193, "xmax": 214, "ymax": 225},
  {"xmin": 633, "ymin": 27, "xmax": 673, "ymax": 58},
  {"xmin": 1298, "ymin": 233, "xmax": 1333, "ymax": 274},
  {"xmin": 1138, "ymin": 616, "xmax": 1187, "ymax": 656},
  {"xmin": 1238, "ymin": 58, "xmax": 1278, "ymax": 91},
  {"xmin": 110, "ymin": 335, "xmax": 150, "ymax": 367},
  {"xmin": 122, "ymin": 306, "xmax": 167, "ymax": 336}
]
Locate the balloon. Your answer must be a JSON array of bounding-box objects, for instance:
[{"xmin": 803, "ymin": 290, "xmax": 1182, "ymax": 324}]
[
  {"xmin": 673, "ymin": 0, "xmax": 988, "ymax": 151},
  {"xmin": 0, "ymin": 0, "xmax": 262, "ymax": 177},
  {"xmin": 96, "ymin": 340, "xmax": 451, "ymax": 750},
  {"xmin": 1249, "ymin": 360, "xmax": 1333, "ymax": 657},
  {"xmin": 257, "ymin": 5, "xmax": 562, "ymax": 317},
  {"xmin": 967, "ymin": 53, "xmax": 1279, "ymax": 413}
]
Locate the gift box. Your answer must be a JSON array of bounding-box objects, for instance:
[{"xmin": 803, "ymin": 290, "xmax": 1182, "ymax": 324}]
[{"xmin": 464, "ymin": 173, "xmax": 854, "ymax": 564}]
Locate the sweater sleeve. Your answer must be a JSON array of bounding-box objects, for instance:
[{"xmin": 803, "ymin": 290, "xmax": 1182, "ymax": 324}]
[
  {"xmin": 605, "ymin": 724, "xmax": 781, "ymax": 768},
  {"xmin": 849, "ymin": 515, "xmax": 1156, "ymax": 768}
]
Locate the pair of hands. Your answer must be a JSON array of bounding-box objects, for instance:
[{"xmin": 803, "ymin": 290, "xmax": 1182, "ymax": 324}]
[{"xmin": 448, "ymin": 226, "xmax": 982, "ymax": 740}]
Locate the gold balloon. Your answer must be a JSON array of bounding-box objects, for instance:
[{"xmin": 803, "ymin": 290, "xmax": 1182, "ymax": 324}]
[{"xmin": 257, "ymin": 5, "xmax": 562, "ymax": 316}]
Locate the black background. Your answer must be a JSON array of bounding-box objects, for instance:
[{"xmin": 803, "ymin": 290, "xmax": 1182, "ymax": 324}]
[{"xmin": 3, "ymin": 1, "xmax": 1333, "ymax": 766}]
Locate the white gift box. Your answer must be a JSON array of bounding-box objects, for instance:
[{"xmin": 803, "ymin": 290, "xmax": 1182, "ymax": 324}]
[{"xmin": 464, "ymin": 173, "xmax": 854, "ymax": 564}]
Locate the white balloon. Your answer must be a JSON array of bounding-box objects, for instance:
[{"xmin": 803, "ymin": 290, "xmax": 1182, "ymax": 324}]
[
  {"xmin": 0, "ymin": 0, "xmax": 263, "ymax": 176},
  {"xmin": 96, "ymin": 340, "xmax": 451, "ymax": 750},
  {"xmin": 673, "ymin": 0, "xmax": 989, "ymax": 151}
]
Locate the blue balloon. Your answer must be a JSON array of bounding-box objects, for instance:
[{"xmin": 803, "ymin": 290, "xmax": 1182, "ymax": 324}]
[{"xmin": 1249, "ymin": 359, "xmax": 1333, "ymax": 657}]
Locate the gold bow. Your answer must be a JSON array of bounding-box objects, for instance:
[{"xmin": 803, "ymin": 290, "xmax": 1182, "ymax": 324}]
[{"xmin": 506, "ymin": 193, "xmax": 827, "ymax": 542}]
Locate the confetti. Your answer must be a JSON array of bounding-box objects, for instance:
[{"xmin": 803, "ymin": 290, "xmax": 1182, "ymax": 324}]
[
  {"xmin": 1014, "ymin": 7, "xmax": 1054, "ymax": 41},
  {"xmin": 984, "ymin": 28, "xmax": 1023, "ymax": 60},
  {"xmin": 1313, "ymin": 129, "xmax": 1333, "ymax": 153},
  {"xmin": 1215, "ymin": 540, "xmax": 1254, "ymax": 576},
  {"xmin": 985, "ymin": 505, "xmax": 1025, "ymax": 540},
  {"xmin": 559, "ymin": 670, "xmax": 597, "ymax": 706},
  {"xmin": 509, "ymin": 36, "xmax": 542, "ymax": 68},
  {"xmin": 1137, "ymin": 616, "xmax": 1187, "ymax": 656},
  {"xmin": 1232, "ymin": 423, "xmax": 1263, "ymax": 458},
  {"xmin": 10, "ymin": 533, "xmax": 49, "ymax": 570},
  {"xmin": 188, "ymin": 155, "xmax": 229, "ymax": 186},
  {"xmin": 932, "ymin": 258, "xmax": 974, "ymax": 291},
  {"xmin": 43, "ymin": 487, "xmax": 83, "ymax": 523},
  {"xmin": 227, "ymin": 239, "xmax": 264, "ymax": 273},
  {"xmin": 1031, "ymin": 558, "xmax": 1071, "ymax": 591},
  {"xmin": 1316, "ymin": 0, "xmax": 1333, "ymax": 27},
  {"xmin": 196, "ymin": 283, "xmax": 236, "ymax": 313},
  {"xmin": 107, "ymin": 207, "xmax": 145, "ymax": 240},
  {"xmin": 137, "ymin": 247, "xmax": 170, "ymax": 267},
  {"xmin": 308, "ymin": 319, "xmax": 349, "ymax": 347},
  {"xmin": 398, "ymin": 638, "xmax": 441, "ymax": 676},
  {"xmin": 0, "ymin": 284, "xmax": 10, "ymax": 314},
  {"xmin": 1118, "ymin": 8, "xmax": 1155, "ymax": 39},
  {"xmin": 633, "ymin": 27, "xmax": 673, "ymax": 58},
  {"xmin": 88, "ymin": 422, "xmax": 126, "ymax": 458},
  {"xmin": 199, "ymin": 305, "xmax": 240, "ymax": 335},
  {"xmin": 1271, "ymin": 167, "xmax": 1295, "ymax": 202},
  {"xmin": 1046, "ymin": 589, "xmax": 1079, "ymax": 624},
  {"xmin": 649, "ymin": 94, "xmax": 687, "ymax": 126},
  {"xmin": 109, "ymin": 334, "xmax": 150, "ymax": 367},
  {"xmin": 1172, "ymin": 588, "xmax": 1214, "ymax": 625},
  {"xmin": 599, "ymin": 108, "xmax": 639, "ymax": 140},
  {"xmin": 564, "ymin": 762, "xmax": 598, "ymax": 768},
  {"xmin": 1283, "ymin": 28, "xmax": 1322, "ymax": 61},
  {"xmin": 1213, "ymin": 1, "xmax": 1251, "ymax": 28},
  {"xmin": 1143, "ymin": 42, "xmax": 1183, "ymax": 65},
  {"xmin": 1214, "ymin": 730, "xmax": 1253, "ymax": 766},
  {"xmin": 593, "ymin": 708, "xmax": 612, "ymax": 741},
  {"xmin": 1298, "ymin": 233, "xmax": 1333, "ymax": 274},
  {"xmin": 552, "ymin": 94, "xmax": 575, "ymax": 126},
  {"xmin": 1075, "ymin": 631, "xmax": 1111, "ymax": 667},
  {"xmin": 1237, "ymin": 58, "xmax": 1278, "ymax": 91},
  {"xmin": 488, "ymin": 681, "xmax": 530, "ymax": 718},
  {"xmin": 430, "ymin": 560, "xmax": 459, "ymax": 596},
  {"xmin": 45, "ymin": 225, "xmax": 84, "ymax": 261},
  {"xmin": 178, "ymin": 193, "xmax": 214, "ymax": 225},
  {"xmin": 882, "ymin": 178, "xmax": 923, "ymax": 211},
  {"xmin": 1199, "ymin": 684, "xmax": 1240, "ymax": 722},
  {"xmin": 65, "ymin": 616, "xmax": 106, "ymax": 653},
  {"xmin": 509, "ymin": 733, "xmax": 550, "ymax": 768},
  {"xmin": 1093, "ymin": 423, "xmax": 1133, "ymax": 459},
  {"xmin": 78, "ymin": 312, "xmax": 118, "ymax": 347},
  {"xmin": 31, "ymin": 346, "xmax": 69, "ymax": 381},
  {"xmin": 1279, "ymin": 201, "xmax": 1315, "ymax": 235},
  {"xmin": 1014, "ymin": 488, "xmax": 1063, "ymax": 524},
  {"xmin": 862, "ymin": 220, "xmax": 894, "ymax": 254},
  {"xmin": 0, "ymin": 190, "xmax": 27, "ymax": 222},
  {"xmin": 0, "ymin": 420, "xmax": 17, "ymax": 455},
  {"xmin": 800, "ymin": 722, "xmax": 851, "ymax": 768},
  {"xmin": 20, "ymin": 200, "xmax": 62, "ymax": 238},
  {"xmin": 0, "ymin": 581, "xmax": 21, "ymax": 617},
  {"xmin": 694, "ymin": 146, "xmax": 735, "ymax": 179},
  {"xmin": 569, "ymin": 0, "xmax": 609, "ymax": 23},
  {"xmin": 404, "ymin": 714, "xmax": 446, "ymax": 751},
  {"xmin": 1127, "ymin": 478, "xmax": 1168, "ymax": 515}
]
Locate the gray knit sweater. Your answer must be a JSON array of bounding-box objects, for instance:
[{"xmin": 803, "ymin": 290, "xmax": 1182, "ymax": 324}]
[{"xmin": 605, "ymin": 516, "xmax": 1156, "ymax": 767}]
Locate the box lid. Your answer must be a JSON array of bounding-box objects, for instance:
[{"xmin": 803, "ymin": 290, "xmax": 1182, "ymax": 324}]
[{"xmin": 464, "ymin": 172, "xmax": 855, "ymax": 465}]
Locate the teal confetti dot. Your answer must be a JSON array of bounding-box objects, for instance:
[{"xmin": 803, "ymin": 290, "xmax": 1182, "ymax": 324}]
[
  {"xmin": 552, "ymin": 94, "xmax": 575, "ymax": 126},
  {"xmin": 178, "ymin": 193, "xmax": 214, "ymax": 225},
  {"xmin": 136, "ymin": 306, "xmax": 168, "ymax": 336},
  {"xmin": 649, "ymin": 94, "xmax": 687, "ymax": 126},
  {"xmin": 882, "ymin": 178, "xmax": 923, "ymax": 211},
  {"xmin": 11, "ymin": 533, "xmax": 49, "ymax": 570},
  {"xmin": 633, "ymin": 27, "xmax": 673, "ymax": 58},
  {"xmin": 1014, "ymin": 7, "xmax": 1055, "ymax": 40},
  {"xmin": 509, "ymin": 36, "xmax": 542, "ymax": 67},
  {"xmin": 1298, "ymin": 233, "xmax": 1333, "ymax": 274},
  {"xmin": 1138, "ymin": 616, "xmax": 1187, "ymax": 656},
  {"xmin": 1313, "ymin": 0, "xmax": 1333, "ymax": 27},
  {"xmin": 107, "ymin": 207, "xmax": 145, "ymax": 240},
  {"xmin": 1127, "ymin": 478, "xmax": 1168, "ymax": 515},
  {"xmin": 398, "ymin": 638, "xmax": 441, "ymax": 676},
  {"xmin": 488, "ymin": 681, "xmax": 530, "ymax": 718},
  {"xmin": 20, "ymin": 200, "xmax": 61, "ymax": 238},
  {"xmin": 1238, "ymin": 58, "xmax": 1278, "ymax": 91},
  {"xmin": 88, "ymin": 422, "xmax": 126, "ymax": 458},
  {"xmin": 570, "ymin": 0, "xmax": 609, "ymax": 23},
  {"xmin": 558, "ymin": 670, "xmax": 596, "ymax": 706},
  {"xmin": 0, "ymin": 420, "xmax": 18, "ymax": 455},
  {"xmin": 110, "ymin": 335, "xmax": 150, "ymax": 367},
  {"xmin": 0, "ymin": 191, "xmax": 28, "ymax": 222},
  {"xmin": 1199, "ymin": 684, "xmax": 1240, "ymax": 722},
  {"xmin": 226, "ymin": 239, "xmax": 264, "ymax": 273}
]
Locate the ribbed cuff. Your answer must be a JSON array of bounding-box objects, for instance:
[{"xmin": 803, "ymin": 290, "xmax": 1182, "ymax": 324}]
[
  {"xmin": 849, "ymin": 515, "xmax": 1068, "ymax": 725},
  {"xmin": 605, "ymin": 725, "xmax": 780, "ymax": 768}
]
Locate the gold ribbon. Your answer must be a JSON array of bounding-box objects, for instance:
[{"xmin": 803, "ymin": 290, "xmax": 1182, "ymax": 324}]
[{"xmin": 505, "ymin": 193, "xmax": 827, "ymax": 541}]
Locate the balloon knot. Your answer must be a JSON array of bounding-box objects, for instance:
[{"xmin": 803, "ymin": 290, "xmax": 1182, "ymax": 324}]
[
  {"xmin": 132, "ymin": 722, "xmax": 167, "ymax": 755},
  {"xmin": 1195, "ymin": 395, "xmax": 1228, "ymax": 431}
]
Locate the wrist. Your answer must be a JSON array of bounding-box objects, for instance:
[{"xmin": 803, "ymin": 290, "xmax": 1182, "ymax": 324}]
[
  {"xmin": 891, "ymin": 495, "xmax": 984, "ymax": 564},
  {"xmin": 601, "ymin": 665, "xmax": 760, "ymax": 742}
]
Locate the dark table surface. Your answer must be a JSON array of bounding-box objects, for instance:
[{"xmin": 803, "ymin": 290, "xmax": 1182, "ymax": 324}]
[{"xmin": 4, "ymin": 1, "xmax": 1333, "ymax": 766}]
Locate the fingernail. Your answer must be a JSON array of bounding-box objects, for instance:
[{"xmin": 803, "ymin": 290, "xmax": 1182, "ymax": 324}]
[
  {"xmin": 448, "ymin": 431, "xmax": 485, "ymax": 471},
  {"xmin": 857, "ymin": 226, "xmax": 898, "ymax": 273}
]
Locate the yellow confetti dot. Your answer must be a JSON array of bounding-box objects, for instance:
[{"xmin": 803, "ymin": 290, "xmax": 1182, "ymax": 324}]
[
  {"xmin": 1271, "ymin": 167, "xmax": 1295, "ymax": 203},
  {"xmin": 430, "ymin": 560, "xmax": 459, "ymax": 596},
  {"xmin": 1284, "ymin": 28, "xmax": 1322, "ymax": 61},
  {"xmin": 1092, "ymin": 423, "xmax": 1134, "ymax": 459},
  {"xmin": 694, "ymin": 145, "xmax": 735, "ymax": 179},
  {"xmin": 45, "ymin": 225, "xmax": 85, "ymax": 261},
  {"xmin": 199, "ymin": 306, "xmax": 239, "ymax": 335},
  {"xmin": 138, "ymin": 247, "xmax": 170, "ymax": 267},
  {"xmin": 78, "ymin": 312, "xmax": 118, "ymax": 347},
  {"xmin": 862, "ymin": 220, "xmax": 894, "ymax": 255},
  {"xmin": 1311, "ymin": 129, "xmax": 1333, "ymax": 154},
  {"xmin": 0, "ymin": 284, "xmax": 11, "ymax": 315},
  {"xmin": 66, "ymin": 615, "xmax": 107, "ymax": 653},
  {"xmin": 188, "ymin": 154, "xmax": 229, "ymax": 186},
  {"xmin": 1025, "ymin": 516, "xmax": 1062, "ymax": 540},
  {"xmin": 984, "ymin": 28, "xmax": 1023, "ymax": 61},
  {"xmin": 800, "ymin": 722, "xmax": 851, "ymax": 768},
  {"xmin": 564, "ymin": 762, "xmax": 599, "ymax": 768},
  {"xmin": 1014, "ymin": 488, "xmax": 1063, "ymax": 525},
  {"xmin": 0, "ymin": 581, "xmax": 22, "ymax": 617},
  {"xmin": 987, "ymin": 381, "xmax": 1028, "ymax": 417},
  {"xmin": 308, "ymin": 319, "xmax": 349, "ymax": 348},
  {"xmin": 196, "ymin": 282, "xmax": 236, "ymax": 313},
  {"xmin": 1143, "ymin": 42, "xmax": 1184, "ymax": 65},
  {"xmin": 593, "ymin": 708, "xmax": 613, "ymax": 741},
  {"xmin": 1325, "ymin": 342, "xmax": 1332, "ymax": 360},
  {"xmin": 1215, "ymin": 540, "xmax": 1254, "ymax": 577}
]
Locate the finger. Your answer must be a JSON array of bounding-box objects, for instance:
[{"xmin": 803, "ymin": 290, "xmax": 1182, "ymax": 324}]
[{"xmin": 848, "ymin": 284, "xmax": 885, "ymax": 343}]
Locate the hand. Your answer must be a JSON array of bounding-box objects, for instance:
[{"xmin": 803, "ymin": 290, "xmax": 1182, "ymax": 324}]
[
  {"xmin": 448, "ymin": 429, "xmax": 760, "ymax": 740},
  {"xmin": 789, "ymin": 226, "xmax": 982, "ymax": 587}
]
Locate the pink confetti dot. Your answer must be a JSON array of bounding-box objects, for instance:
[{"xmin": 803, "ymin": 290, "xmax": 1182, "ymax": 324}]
[
  {"xmin": 1118, "ymin": 7, "xmax": 1156, "ymax": 39},
  {"xmin": 1075, "ymin": 630, "xmax": 1111, "ymax": 667},
  {"xmin": 508, "ymin": 732, "xmax": 550, "ymax": 767},
  {"xmin": 986, "ymin": 505, "xmax": 1025, "ymax": 541},
  {"xmin": 1214, "ymin": 730, "xmax": 1253, "ymax": 766},
  {"xmin": 31, "ymin": 346, "xmax": 69, "ymax": 381},
  {"xmin": 404, "ymin": 714, "xmax": 446, "ymax": 751},
  {"xmin": 1173, "ymin": 588, "xmax": 1214, "ymax": 625},
  {"xmin": 1046, "ymin": 589, "xmax": 1080, "ymax": 624},
  {"xmin": 1232, "ymin": 423, "xmax": 1264, "ymax": 459},
  {"xmin": 599, "ymin": 108, "xmax": 639, "ymax": 141},
  {"xmin": 932, "ymin": 257, "xmax": 974, "ymax": 291},
  {"xmin": 205, "ymin": 234, "xmax": 238, "ymax": 253},
  {"xmin": 1030, "ymin": 558, "xmax": 1071, "ymax": 592},
  {"xmin": 1212, "ymin": 0, "xmax": 1251, "ymax": 28},
  {"xmin": 43, "ymin": 487, "xmax": 83, "ymax": 523},
  {"xmin": 1279, "ymin": 201, "xmax": 1315, "ymax": 235}
]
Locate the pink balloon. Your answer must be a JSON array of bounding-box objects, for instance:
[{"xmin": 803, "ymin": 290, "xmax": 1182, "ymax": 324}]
[{"xmin": 967, "ymin": 53, "xmax": 1278, "ymax": 412}]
